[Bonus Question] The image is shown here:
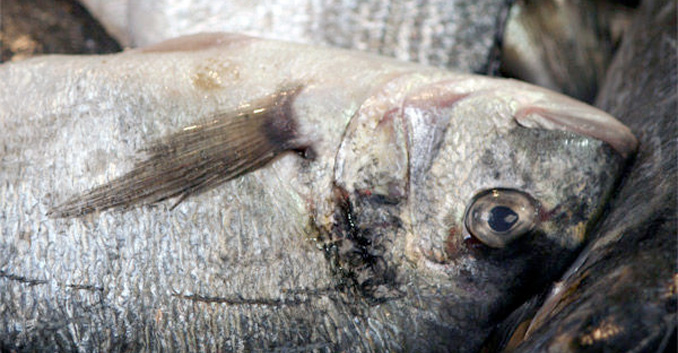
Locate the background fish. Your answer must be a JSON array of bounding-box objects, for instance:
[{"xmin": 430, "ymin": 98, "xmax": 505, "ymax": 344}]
[
  {"xmin": 0, "ymin": 34, "xmax": 635, "ymax": 352},
  {"xmin": 76, "ymin": 0, "xmax": 511, "ymax": 74},
  {"xmin": 501, "ymin": 0, "xmax": 637, "ymax": 102},
  {"xmin": 1, "ymin": 0, "xmax": 637, "ymax": 100},
  {"xmin": 491, "ymin": 0, "xmax": 677, "ymax": 351},
  {"xmin": 74, "ymin": 0, "xmax": 641, "ymax": 100},
  {"xmin": 0, "ymin": 0, "xmax": 121, "ymax": 62}
]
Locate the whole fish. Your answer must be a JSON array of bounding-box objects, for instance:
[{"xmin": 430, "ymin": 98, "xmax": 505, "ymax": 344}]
[
  {"xmin": 497, "ymin": 0, "xmax": 677, "ymax": 351},
  {"xmin": 78, "ymin": 0, "xmax": 510, "ymax": 73},
  {"xmin": 0, "ymin": 33, "xmax": 636, "ymax": 352}
]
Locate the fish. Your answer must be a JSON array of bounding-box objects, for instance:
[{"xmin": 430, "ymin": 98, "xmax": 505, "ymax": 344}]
[
  {"xmin": 77, "ymin": 0, "xmax": 512, "ymax": 73},
  {"xmin": 5, "ymin": 0, "xmax": 631, "ymax": 99},
  {"xmin": 0, "ymin": 0, "xmax": 121, "ymax": 62},
  {"xmin": 76, "ymin": 0, "xmax": 640, "ymax": 99},
  {"xmin": 494, "ymin": 0, "xmax": 677, "ymax": 351},
  {"xmin": 501, "ymin": 0, "xmax": 637, "ymax": 102},
  {"xmin": 0, "ymin": 33, "xmax": 637, "ymax": 352}
]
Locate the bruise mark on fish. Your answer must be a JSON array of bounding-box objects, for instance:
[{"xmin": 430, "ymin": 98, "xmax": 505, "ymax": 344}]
[
  {"xmin": 0, "ymin": 270, "xmax": 48, "ymax": 286},
  {"xmin": 172, "ymin": 288, "xmax": 340, "ymax": 306},
  {"xmin": 193, "ymin": 57, "xmax": 241, "ymax": 91},
  {"xmin": 49, "ymin": 85, "xmax": 312, "ymax": 218}
]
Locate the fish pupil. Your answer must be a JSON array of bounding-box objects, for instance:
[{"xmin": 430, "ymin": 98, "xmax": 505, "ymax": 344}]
[{"xmin": 488, "ymin": 206, "xmax": 518, "ymax": 232}]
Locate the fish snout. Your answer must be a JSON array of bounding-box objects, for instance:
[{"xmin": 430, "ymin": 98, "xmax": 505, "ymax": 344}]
[{"xmin": 511, "ymin": 84, "xmax": 638, "ymax": 159}]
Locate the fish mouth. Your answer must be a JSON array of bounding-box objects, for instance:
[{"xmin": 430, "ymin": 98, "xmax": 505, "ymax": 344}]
[{"xmin": 512, "ymin": 86, "xmax": 638, "ymax": 158}]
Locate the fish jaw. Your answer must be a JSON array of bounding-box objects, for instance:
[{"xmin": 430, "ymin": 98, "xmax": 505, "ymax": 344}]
[{"xmin": 329, "ymin": 73, "xmax": 634, "ymax": 338}]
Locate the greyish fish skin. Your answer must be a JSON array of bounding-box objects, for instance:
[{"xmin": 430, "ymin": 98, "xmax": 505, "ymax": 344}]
[
  {"xmin": 78, "ymin": 0, "xmax": 510, "ymax": 73},
  {"xmin": 501, "ymin": 0, "xmax": 636, "ymax": 102},
  {"xmin": 77, "ymin": 0, "xmax": 634, "ymax": 100},
  {"xmin": 0, "ymin": 0, "xmax": 121, "ymax": 63},
  {"xmin": 499, "ymin": 0, "xmax": 677, "ymax": 351},
  {"xmin": 0, "ymin": 33, "xmax": 635, "ymax": 352}
]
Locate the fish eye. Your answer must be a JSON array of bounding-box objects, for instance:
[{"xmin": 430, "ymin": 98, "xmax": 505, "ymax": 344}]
[{"xmin": 463, "ymin": 189, "xmax": 540, "ymax": 248}]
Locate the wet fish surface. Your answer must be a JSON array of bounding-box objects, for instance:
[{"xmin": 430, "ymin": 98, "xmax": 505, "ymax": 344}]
[
  {"xmin": 77, "ymin": 0, "xmax": 643, "ymax": 100},
  {"xmin": 0, "ymin": 0, "xmax": 121, "ymax": 63},
  {"xmin": 497, "ymin": 0, "xmax": 677, "ymax": 351},
  {"xmin": 78, "ymin": 0, "xmax": 510, "ymax": 74},
  {"xmin": 0, "ymin": 34, "xmax": 636, "ymax": 352},
  {"xmin": 501, "ymin": 0, "xmax": 638, "ymax": 102}
]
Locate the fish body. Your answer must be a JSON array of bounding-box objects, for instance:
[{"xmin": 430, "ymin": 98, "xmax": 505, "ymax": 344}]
[
  {"xmin": 0, "ymin": 34, "xmax": 635, "ymax": 352},
  {"xmin": 76, "ymin": 0, "xmax": 637, "ymax": 99},
  {"xmin": 78, "ymin": 0, "xmax": 510, "ymax": 73},
  {"xmin": 501, "ymin": 0, "xmax": 677, "ymax": 351}
]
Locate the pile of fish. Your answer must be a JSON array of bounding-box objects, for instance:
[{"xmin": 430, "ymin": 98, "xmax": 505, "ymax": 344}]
[
  {"xmin": 76, "ymin": 0, "xmax": 636, "ymax": 101},
  {"xmin": 78, "ymin": 0, "xmax": 510, "ymax": 74},
  {"xmin": 0, "ymin": 0, "xmax": 120, "ymax": 62},
  {"xmin": 501, "ymin": 0, "xmax": 635, "ymax": 101},
  {"xmin": 0, "ymin": 29, "xmax": 636, "ymax": 352},
  {"xmin": 0, "ymin": 0, "xmax": 674, "ymax": 352},
  {"xmin": 498, "ymin": 0, "xmax": 677, "ymax": 351}
]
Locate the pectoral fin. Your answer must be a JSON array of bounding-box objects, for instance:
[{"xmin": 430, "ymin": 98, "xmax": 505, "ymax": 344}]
[{"xmin": 49, "ymin": 85, "xmax": 309, "ymax": 218}]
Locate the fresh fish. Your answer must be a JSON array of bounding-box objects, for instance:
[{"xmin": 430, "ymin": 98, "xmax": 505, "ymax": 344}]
[
  {"xmin": 496, "ymin": 0, "xmax": 677, "ymax": 351},
  {"xmin": 77, "ymin": 0, "xmax": 511, "ymax": 73},
  {"xmin": 501, "ymin": 0, "xmax": 636, "ymax": 102},
  {"xmin": 0, "ymin": 0, "xmax": 121, "ymax": 62},
  {"xmin": 77, "ymin": 0, "xmax": 641, "ymax": 99},
  {"xmin": 5, "ymin": 0, "xmax": 632, "ymax": 100},
  {"xmin": 0, "ymin": 33, "xmax": 636, "ymax": 352}
]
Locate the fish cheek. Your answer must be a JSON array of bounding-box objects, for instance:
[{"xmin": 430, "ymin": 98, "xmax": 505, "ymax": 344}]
[
  {"xmin": 454, "ymin": 230, "xmax": 574, "ymax": 318},
  {"xmin": 503, "ymin": 127, "xmax": 625, "ymax": 248},
  {"xmin": 450, "ymin": 127, "xmax": 627, "ymax": 301},
  {"xmin": 429, "ymin": 129, "xmax": 585, "ymax": 286}
]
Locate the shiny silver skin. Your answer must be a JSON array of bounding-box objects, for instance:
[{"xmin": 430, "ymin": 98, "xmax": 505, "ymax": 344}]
[
  {"xmin": 0, "ymin": 34, "xmax": 635, "ymax": 352},
  {"xmin": 78, "ymin": 0, "xmax": 509, "ymax": 73}
]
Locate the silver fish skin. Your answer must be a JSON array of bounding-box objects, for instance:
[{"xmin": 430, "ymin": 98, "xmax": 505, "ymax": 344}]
[
  {"xmin": 0, "ymin": 33, "xmax": 635, "ymax": 352},
  {"xmin": 78, "ymin": 0, "xmax": 509, "ymax": 73},
  {"xmin": 503, "ymin": 0, "xmax": 677, "ymax": 351}
]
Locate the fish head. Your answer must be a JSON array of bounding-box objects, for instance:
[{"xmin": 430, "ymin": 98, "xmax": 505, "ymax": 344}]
[{"xmin": 331, "ymin": 74, "xmax": 636, "ymax": 322}]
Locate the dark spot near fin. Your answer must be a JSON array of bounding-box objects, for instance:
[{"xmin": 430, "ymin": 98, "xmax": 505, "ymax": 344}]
[{"xmin": 49, "ymin": 85, "xmax": 307, "ymax": 218}]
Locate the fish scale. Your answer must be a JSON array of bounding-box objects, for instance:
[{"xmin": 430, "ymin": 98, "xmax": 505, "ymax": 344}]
[
  {"xmin": 0, "ymin": 33, "xmax": 636, "ymax": 352},
  {"xmin": 79, "ymin": 0, "xmax": 508, "ymax": 73}
]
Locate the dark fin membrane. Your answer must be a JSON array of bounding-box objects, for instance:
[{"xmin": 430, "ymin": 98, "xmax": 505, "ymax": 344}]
[{"xmin": 49, "ymin": 85, "xmax": 308, "ymax": 218}]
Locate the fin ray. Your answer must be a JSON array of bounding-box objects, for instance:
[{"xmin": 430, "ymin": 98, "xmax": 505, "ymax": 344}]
[{"xmin": 49, "ymin": 86, "xmax": 305, "ymax": 218}]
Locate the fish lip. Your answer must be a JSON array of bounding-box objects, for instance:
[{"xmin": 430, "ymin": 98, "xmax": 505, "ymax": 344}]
[{"xmin": 512, "ymin": 88, "xmax": 638, "ymax": 158}]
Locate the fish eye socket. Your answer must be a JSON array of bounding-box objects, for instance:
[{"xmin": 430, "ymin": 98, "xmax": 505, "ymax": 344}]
[{"xmin": 463, "ymin": 189, "xmax": 540, "ymax": 248}]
